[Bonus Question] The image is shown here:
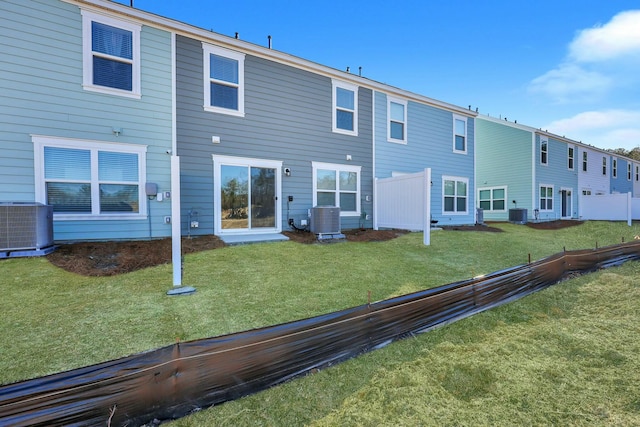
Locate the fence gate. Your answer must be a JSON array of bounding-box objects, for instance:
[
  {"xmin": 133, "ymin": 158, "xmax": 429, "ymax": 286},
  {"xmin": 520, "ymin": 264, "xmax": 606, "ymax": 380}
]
[{"xmin": 374, "ymin": 168, "xmax": 431, "ymax": 245}]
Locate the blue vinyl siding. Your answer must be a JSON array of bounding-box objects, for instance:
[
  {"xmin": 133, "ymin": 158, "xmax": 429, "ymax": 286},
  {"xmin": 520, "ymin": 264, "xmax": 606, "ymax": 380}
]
[
  {"xmin": 374, "ymin": 92, "xmax": 475, "ymax": 226},
  {"xmin": 612, "ymin": 157, "xmax": 633, "ymax": 194},
  {"xmin": 176, "ymin": 35, "xmax": 373, "ymax": 235},
  {"xmin": 0, "ymin": 0, "xmax": 173, "ymax": 241},
  {"xmin": 535, "ymin": 135, "xmax": 578, "ymax": 219},
  {"xmin": 475, "ymin": 118, "xmax": 532, "ymax": 221}
]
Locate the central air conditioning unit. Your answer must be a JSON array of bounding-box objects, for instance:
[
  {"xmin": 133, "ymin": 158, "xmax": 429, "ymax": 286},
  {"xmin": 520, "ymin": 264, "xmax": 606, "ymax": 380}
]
[
  {"xmin": 0, "ymin": 202, "xmax": 54, "ymax": 256},
  {"xmin": 508, "ymin": 208, "xmax": 528, "ymax": 224},
  {"xmin": 310, "ymin": 206, "xmax": 341, "ymax": 235}
]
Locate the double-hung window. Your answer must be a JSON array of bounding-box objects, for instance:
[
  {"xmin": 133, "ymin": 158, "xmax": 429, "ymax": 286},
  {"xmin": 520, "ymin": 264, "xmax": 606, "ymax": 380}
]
[
  {"xmin": 636, "ymin": 165, "xmax": 639, "ymax": 182},
  {"xmin": 478, "ymin": 187, "xmax": 506, "ymax": 212},
  {"xmin": 602, "ymin": 156, "xmax": 607, "ymax": 175},
  {"xmin": 568, "ymin": 146, "xmax": 574, "ymax": 170},
  {"xmin": 203, "ymin": 44, "xmax": 245, "ymax": 117},
  {"xmin": 312, "ymin": 162, "xmax": 361, "ymax": 216},
  {"xmin": 453, "ymin": 115, "xmax": 467, "ymax": 154},
  {"xmin": 332, "ymin": 80, "xmax": 358, "ymax": 135},
  {"xmin": 582, "ymin": 152, "xmax": 588, "ymax": 172},
  {"xmin": 613, "ymin": 158, "xmax": 618, "ymax": 178},
  {"xmin": 443, "ymin": 176, "xmax": 468, "ymax": 214},
  {"xmin": 387, "ymin": 98, "xmax": 407, "ymax": 143},
  {"xmin": 628, "ymin": 163, "xmax": 632, "ymax": 181},
  {"xmin": 539, "ymin": 185, "xmax": 553, "ymax": 211},
  {"xmin": 540, "ymin": 139, "xmax": 548, "ymax": 165},
  {"xmin": 82, "ymin": 11, "xmax": 141, "ymax": 98},
  {"xmin": 33, "ymin": 136, "xmax": 146, "ymax": 218}
]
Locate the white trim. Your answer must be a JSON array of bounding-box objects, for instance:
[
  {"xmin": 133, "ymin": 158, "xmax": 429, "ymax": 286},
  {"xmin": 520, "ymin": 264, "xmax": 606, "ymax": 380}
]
[
  {"xmin": 567, "ymin": 144, "xmax": 575, "ymax": 171},
  {"xmin": 312, "ymin": 161, "xmax": 362, "ymax": 217},
  {"xmin": 32, "ymin": 135, "xmax": 147, "ymax": 220},
  {"xmin": 452, "ymin": 114, "xmax": 468, "ymax": 154},
  {"xmin": 442, "ymin": 175, "xmax": 469, "ymax": 215},
  {"xmin": 331, "ymin": 79, "xmax": 358, "ymax": 136},
  {"xmin": 612, "ymin": 157, "xmax": 618, "ymax": 178},
  {"xmin": 387, "ymin": 97, "xmax": 407, "ymax": 144},
  {"xmin": 539, "ymin": 183, "xmax": 554, "ymax": 212},
  {"xmin": 477, "ymin": 186, "xmax": 507, "ymax": 212},
  {"xmin": 81, "ymin": 10, "xmax": 141, "ymax": 98},
  {"xmin": 202, "ymin": 43, "xmax": 245, "ymax": 117},
  {"xmin": 560, "ymin": 187, "xmax": 573, "ymax": 219},
  {"xmin": 211, "ymin": 155, "xmax": 282, "ymax": 235},
  {"xmin": 627, "ymin": 162, "xmax": 632, "ymax": 181},
  {"xmin": 540, "ymin": 137, "xmax": 548, "ymax": 166}
]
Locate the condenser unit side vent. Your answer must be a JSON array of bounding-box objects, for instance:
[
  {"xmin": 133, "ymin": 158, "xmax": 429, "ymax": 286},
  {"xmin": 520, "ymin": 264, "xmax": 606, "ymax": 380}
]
[
  {"xmin": 310, "ymin": 206, "xmax": 341, "ymax": 235},
  {"xmin": 0, "ymin": 203, "xmax": 54, "ymax": 255}
]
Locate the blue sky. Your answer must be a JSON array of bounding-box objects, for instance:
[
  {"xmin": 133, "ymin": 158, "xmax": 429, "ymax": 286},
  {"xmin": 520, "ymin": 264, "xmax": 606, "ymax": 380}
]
[{"xmin": 116, "ymin": 0, "xmax": 640, "ymax": 150}]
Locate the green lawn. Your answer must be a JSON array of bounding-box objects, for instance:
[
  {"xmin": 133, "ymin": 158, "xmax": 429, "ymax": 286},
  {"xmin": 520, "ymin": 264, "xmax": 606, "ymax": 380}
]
[{"xmin": 2, "ymin": 221, "xmax": 640, "ymax": 426}]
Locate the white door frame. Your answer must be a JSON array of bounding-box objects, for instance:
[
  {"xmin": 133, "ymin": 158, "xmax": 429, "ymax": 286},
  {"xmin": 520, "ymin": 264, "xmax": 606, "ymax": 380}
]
[
  {"xmin": 560, "ymin": 187, "xmax": 573, "ymax": 219},
  {"xmin": 212, "ymin": 154, "xmax": 283, "ymax": 235}
]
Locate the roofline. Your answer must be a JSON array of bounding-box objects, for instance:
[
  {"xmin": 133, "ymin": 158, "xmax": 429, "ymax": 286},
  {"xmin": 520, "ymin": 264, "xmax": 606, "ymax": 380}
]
[
  {"xmin": 63, "ymin": 0, "xmax": 476, "ymax": 118},
  {"xmin": 477, "ymin": 115, "xmax": 638, "ymax": 161}
]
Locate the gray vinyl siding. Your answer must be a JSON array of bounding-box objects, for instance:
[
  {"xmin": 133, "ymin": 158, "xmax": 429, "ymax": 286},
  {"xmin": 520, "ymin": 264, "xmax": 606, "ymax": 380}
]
[
  {"xmin": 374, "ymin": 92, "xmax": 475, "ymax": 226},
  {"xmin": 475, "ymin": 118, "xmax": 533, "ymax": 221},
  {"xmin": 176, "ymin": 35, "xmax": 373, "ymax": 235},
  {"xmin": 0, "ymin": 0, "xmax": 173, "ymax": 242}
]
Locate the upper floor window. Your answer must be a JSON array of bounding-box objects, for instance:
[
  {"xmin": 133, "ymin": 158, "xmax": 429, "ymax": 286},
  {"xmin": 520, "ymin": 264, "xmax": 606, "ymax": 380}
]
[
  {"xmin": 567, "ymin": 146, "xmax": 574, "ymax": 170},
  {"xmin": 332, "ymin": 80, "xmax": 358, "ymax": 136},
  {"xmin": 453, "ymin": 115, "xmax": 467, "ymax": 154},
  {"xmin": 613, "ymin": 158, "xmax": 618, "ymax": 178},
  {"xmin": 82, "ymin": 11, "xmax": 141, "ymax": 98},
  {"xmin": 540, "ymin": 185, "xmax": 553, "ymax": 212},
  {"xmin": 628, "ymin": 163, "xmax": 632, "ymax": 181},
  {"xmin": 540, "ymin": 139, "xmax": 548, "ymax": 165},
  {"xmin": 582, "ymin": 152, "xmax": 588, "ymax": 172},
  {"xmin": 387, "ymin": 98, "xmax": 407, "ymax": 143},
  {"xmin": 478, "ymin": 187, "xmax": 506, "ymax": 212},
  {"xmin": 203, "ymin": 44, "xmax": 245, "ymax": 117},
  {"xmin": 443, "ymin": 176, "xmax": 468, "ymax": 214},
  {"xmin": 602, "ymin": 157, "xmax": 607, "ymax": 175},
  {"xmin": 636, "ymin": 165, "xmax": 639, "ymax": 182},
  {"xmin": 33, "ymin": 136, "xmax": 146, "ymax": 219},
  {"xmin": 312, "ymin": 162, "xmax": 361, "ymax": 216}
]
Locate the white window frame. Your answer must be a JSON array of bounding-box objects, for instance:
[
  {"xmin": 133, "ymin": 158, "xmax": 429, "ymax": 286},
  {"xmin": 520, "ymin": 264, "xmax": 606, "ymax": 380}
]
[
  {"xmin": 312, "ymin": 162, "xmax": 361, "ymax": 217},
  {"xmin": 567, "ymin": 145, "xmax": 574, "ymax": 170},
  {"xmin": 33, "ymin": 135, "xmax": 147, "ymax": 220},
  {"xmin": 331, "ymin": 80, "xmax": 358, "ymax": 136},
  {"xmin": 582, "ymin": 151, "xmax": 588, "ymax": 172},
  {"xmin": 202, "ymin": 43, "xmax": 245, "ymax": 117},
  {"xmin": 602, "ymin": 156, "xmax": 607, "ymax": 175},
  {"xmin": 81, "ymin": 10, "xmax": 141, "ymax": 99},
  {"xmin": 453, "ymin": 115, "xmax": 468, "ymax": 154},
  {"xmin": 478, "ymin": 186, "xmax": 507, "ymax": 212},
  {"xmin": 636, "ymin": 165, "xmax": 639, "ymax": 182},
  {"xmin": 628, "ymin": 163, "xmax": 632, "ymax": 181},
  {"xmin": 613, "ymin": 157, "xmax": 618, "ymax": 178},
  {"xmin": 539, "ymin": 184, "xmax": 554, "ymax": 212},
  {"xmin": 442, "ymin": 175, "xmax": 469, "ymax": 215},
  {"xmin": 540, "ymin": 138, "xmax": 548, "ymax": 165},
  {"xmin": 387, "ymin": 97, "xmax": 407, "ymax": 144}
]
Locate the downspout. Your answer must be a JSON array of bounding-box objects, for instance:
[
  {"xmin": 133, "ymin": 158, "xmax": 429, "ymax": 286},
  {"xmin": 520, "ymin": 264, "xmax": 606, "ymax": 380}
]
[
  {"xmin": 372, "ymin": 90, "xmax": 377, "ymax": 230},
  {"xmin": 531, "ymin": 132, "xmax": 536, "ymax": 218}
]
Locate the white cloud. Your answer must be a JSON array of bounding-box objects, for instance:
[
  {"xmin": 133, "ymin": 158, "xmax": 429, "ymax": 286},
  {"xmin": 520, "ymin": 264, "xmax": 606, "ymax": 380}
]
[
  {"xmin": 528, "ymin": 10, "xmax": 640, "ymax": 103},
  {"xmin": 569, "ymin": 10, "xmax": 640, "ymax": 62},
  {"xmin": 528, "ymin": 64, "xmax": 611, "ymax": 103},
  {"xmin": 545, "ymin": 110, "xmax": 640, "ymax": 150}
]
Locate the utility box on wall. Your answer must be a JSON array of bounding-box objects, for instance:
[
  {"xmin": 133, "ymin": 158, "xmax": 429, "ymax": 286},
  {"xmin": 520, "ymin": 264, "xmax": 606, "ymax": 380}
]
[{"xmin": 0, "ymin": 203, "xmax": 54, "ymax": 252}]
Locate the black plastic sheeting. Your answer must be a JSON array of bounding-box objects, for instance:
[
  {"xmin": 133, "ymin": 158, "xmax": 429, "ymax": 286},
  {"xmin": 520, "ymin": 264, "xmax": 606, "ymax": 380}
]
[{"xmin": 1, "ymin": 240, "xmax": 639, "ymax": 426}]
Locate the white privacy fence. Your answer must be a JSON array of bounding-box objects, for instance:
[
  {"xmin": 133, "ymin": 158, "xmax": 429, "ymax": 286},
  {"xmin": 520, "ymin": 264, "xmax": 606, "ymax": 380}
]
[
  {"xmin": 374, "ymin": 168, "xmax": 431, "ymax": 245},
  {"xmin": 579, "ymin": 192, "xmax": 635, "ymax": 225}
]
